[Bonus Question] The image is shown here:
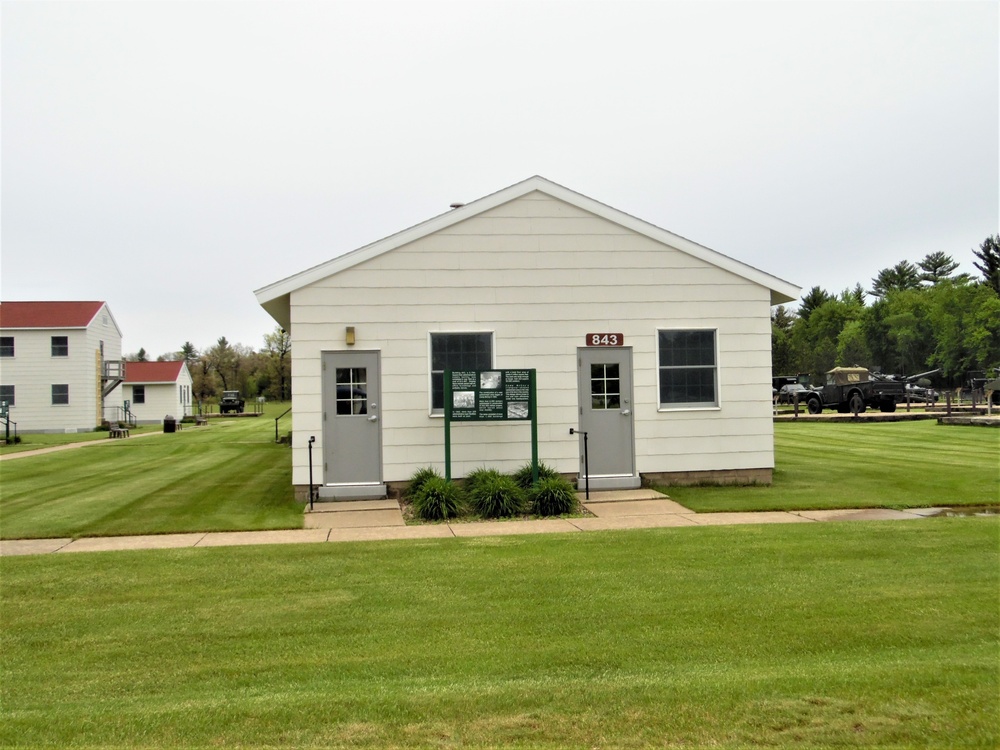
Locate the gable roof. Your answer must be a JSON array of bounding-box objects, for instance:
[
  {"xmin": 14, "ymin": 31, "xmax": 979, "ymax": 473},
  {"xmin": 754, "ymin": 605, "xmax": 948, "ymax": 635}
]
[
  {"xmin": 0, "ymin": 301, "xmax": 109, "ymax": 329},
  {"xmin": 254, "ymin": 176, "xmax": 800, "ymax": 329},
  {"xmin": 124, "ymin": 360, "xmax": 188, "ymax": 384}
]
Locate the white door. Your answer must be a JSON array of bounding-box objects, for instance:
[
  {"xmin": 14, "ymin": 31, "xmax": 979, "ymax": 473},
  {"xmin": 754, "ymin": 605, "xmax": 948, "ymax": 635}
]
[
  {"xmin": 576, "ymin": 347, "xmax": 639, "ymax": 490},
  {"xmin": 321, "ymin": 350, "xmax": 385, "ymax": 498}
]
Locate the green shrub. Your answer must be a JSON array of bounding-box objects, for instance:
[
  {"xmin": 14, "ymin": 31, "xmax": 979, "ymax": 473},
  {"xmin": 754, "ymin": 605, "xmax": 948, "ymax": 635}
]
[
  {"xmin": 529, "ymin": 476, "xmax": 579, "ymax": 516},
  {"xmin": 512, "ymin": 461, "xmax": 560, "ymax": 489},
  {"xmin": 411, "ymin": 476, "xmax": 465, "ymax": 521},
  {"xmin": 469, "ymin": 474, "xmax": 526, "ymax": 518},
  {"xmin": 405, "ymin": 466, "xmax": 441, "ymax": 499}
]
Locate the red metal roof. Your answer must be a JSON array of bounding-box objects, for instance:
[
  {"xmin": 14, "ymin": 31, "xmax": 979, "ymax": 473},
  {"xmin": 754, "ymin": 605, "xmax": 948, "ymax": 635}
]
[
  {"xmin": 0, "ymin": 301, "xmax": 106, "ymax": 329},
  {"xmin": 124, "ymin": 361, "xmax": 186, "ymax": 384}
]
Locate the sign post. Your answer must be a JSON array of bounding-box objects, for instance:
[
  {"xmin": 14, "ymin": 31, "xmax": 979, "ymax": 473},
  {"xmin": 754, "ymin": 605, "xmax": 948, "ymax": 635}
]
[{"xmin": 444, "ymin": 369, "xmax": 537, "ymax": 482}]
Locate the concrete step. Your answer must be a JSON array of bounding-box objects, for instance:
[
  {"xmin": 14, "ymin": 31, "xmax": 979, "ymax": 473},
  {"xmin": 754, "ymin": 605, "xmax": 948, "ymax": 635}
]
[{"xmin": 305, "ymin": 499, "xmax": 399, "ymax": 513}]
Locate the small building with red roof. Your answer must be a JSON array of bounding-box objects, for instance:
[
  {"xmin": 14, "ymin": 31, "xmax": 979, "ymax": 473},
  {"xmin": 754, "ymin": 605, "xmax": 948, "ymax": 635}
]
[
  {"xmin": 121, "ymin": 360, "xmax": 194, "ymax": 424},
  {"xmin": 0, "ymin": 301, "xmax": 124, "ymax": 432}
]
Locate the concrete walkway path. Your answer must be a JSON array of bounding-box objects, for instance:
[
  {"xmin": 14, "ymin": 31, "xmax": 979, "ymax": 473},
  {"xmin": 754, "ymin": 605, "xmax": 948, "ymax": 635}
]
[{"xmin": 0, "ymin": 490, "xmax": 953, "ymax": 557}]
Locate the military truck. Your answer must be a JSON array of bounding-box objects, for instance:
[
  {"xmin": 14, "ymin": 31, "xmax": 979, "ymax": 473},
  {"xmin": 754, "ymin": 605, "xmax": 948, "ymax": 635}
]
[
  {"xmin": 968, "ymin": 369, "xmax": 1000, "ymax": 406},
  {"xmin": 803, "ymin": 367, "xmax": 905, "ymax": 415},
  {"xmin": 219, "ymin": 390, "xmax": 245, "ymax": 414}
]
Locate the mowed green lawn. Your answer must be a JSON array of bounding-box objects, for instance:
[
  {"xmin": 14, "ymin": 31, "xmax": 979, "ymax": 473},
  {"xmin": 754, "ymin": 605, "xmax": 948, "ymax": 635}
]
[
  {"xmin": 668, "ymin": 420, "xmax": 999, "ymax": 512},
  {"xmin": 0, "ymin": 410, "xmax": 300, "ymax": 539},
  {"xmin": 2, "ymin": 520, "xmax": 997, "ymax": 748},
  {"xmin": 1, "ymin": 417, "xmax": 996, "ymax": 540}
]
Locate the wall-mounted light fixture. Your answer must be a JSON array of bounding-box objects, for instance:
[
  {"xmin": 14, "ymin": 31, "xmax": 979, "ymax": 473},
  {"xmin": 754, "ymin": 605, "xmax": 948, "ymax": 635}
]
[{"xmin": 345, "ymin": 326, "xmax": 356, "ymax": 345}]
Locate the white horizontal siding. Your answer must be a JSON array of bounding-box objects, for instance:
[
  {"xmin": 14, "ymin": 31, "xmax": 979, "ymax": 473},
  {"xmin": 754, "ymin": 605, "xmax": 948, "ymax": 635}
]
[
  {"xmin": 0, "ymin": 317, "xmax": 121, "ymax": 432},
  {"xmin": 287, "ymin": 193, "xmax": 776, "ymax": 485}
]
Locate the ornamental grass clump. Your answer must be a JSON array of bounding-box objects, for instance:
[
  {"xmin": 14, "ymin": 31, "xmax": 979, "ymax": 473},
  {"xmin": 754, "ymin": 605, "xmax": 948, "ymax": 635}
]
[
  {"xmin": 411, "ymin": 476, "xmax": 465, "ymax": 521},
  {"xmin": 405, "ymin": 466, "xmax": 441, "ymax": 499},
  {"xmin": 512, "ymin": 461, "xmax": 560, "ymax": 489},
  {"xmin": 529, "ymin": 475, "xmax": 579, "ymax": 516},
  {"xmin": 463, "ymin": 467, "xmax": 505, "ymax": 498},
  {"xmin": 469, "ymin": 473, "xmax": 526, "ymax": 518}
]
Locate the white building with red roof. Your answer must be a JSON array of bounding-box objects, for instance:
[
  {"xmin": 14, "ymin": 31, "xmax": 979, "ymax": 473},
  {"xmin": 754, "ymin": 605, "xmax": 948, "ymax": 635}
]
[
  {"xmin": 0, "ymin": 301, "xmax": 124, "ymax": 433},
  {"xmin": 121, "ymin": 360, "xmax": 193, "ymax": 424}
]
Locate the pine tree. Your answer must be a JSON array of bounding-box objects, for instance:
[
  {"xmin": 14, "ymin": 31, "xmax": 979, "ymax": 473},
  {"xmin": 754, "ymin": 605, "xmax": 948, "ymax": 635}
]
[
  {"xmin": 972, "ymin": 235, "xmax": 1000, "ymax": 295},
  {"xmin": 918, "ymin": 252, "xmax": 960, "ymax": 285}
]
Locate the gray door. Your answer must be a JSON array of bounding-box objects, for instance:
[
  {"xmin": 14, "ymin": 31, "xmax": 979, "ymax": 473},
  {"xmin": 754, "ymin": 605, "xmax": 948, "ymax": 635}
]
[
  {"xmin": 322, "ymin": 350, "xmax": 382, "ymax": 487},
  {"xmin": 577, "ymin": 347, "xmax": 638, "ymax": 488}
]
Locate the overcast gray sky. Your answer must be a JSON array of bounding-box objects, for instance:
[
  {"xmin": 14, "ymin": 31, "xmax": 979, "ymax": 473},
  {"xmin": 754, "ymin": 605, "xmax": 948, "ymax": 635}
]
[{"xmin": 2, "ymin": 1, "xmax": 997, "ymax": 358}]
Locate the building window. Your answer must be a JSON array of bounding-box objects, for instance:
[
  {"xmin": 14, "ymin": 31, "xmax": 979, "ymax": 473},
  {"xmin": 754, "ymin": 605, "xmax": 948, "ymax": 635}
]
[
  {"xmin": 133, "ymin": 385, "xmax": 146, "ymax": 404},
  {"xmin": 0, "ymin": 337, "xmax": 13, "ymax": 357},
  {"xmin": 658, "ymin": 329, "xmax": 718, "ymax": 408},
  {"xmin": 0, "ymin": 385, "xmax": 14, "ymax": 407},
  {"xmin": 430, "ymin": 332, "xmax": 493, "ymax": 413},
  {"xmin": 51, "ymin": 336, "xmax": 69, "ymax": 357},
  {"xmin": 52, "ymin": 384, "xmax": 69, "ymax": 405}
]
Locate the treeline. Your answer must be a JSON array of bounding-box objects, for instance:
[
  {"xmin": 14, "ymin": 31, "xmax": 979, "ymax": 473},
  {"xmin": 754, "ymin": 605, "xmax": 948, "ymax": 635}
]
[
  {"xmin": 126, "ymin": 327, "xmax": 291, "ymax": 403},
  {"xmin": 773, "ymin": 236, "xmax": 1000, "ymax": 385}
]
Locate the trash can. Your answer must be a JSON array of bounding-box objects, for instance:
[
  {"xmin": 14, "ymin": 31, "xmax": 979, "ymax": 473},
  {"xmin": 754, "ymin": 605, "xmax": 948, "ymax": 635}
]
[{"xmin": 163, "ymin": 415, "xmax": 176, "ymax": 433}]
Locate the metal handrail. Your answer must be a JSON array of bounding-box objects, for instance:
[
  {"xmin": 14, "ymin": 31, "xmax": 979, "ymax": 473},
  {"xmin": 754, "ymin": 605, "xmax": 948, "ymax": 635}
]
[{"xmin": 274, "ymin": 407, "xmax": 292, "ymax": 443}]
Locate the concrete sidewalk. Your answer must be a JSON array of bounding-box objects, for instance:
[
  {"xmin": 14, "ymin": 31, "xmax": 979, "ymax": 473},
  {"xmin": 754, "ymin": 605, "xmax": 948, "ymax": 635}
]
[{"xmin": 0, "ymin": 490, "xmax": 953, "ymax": 557}]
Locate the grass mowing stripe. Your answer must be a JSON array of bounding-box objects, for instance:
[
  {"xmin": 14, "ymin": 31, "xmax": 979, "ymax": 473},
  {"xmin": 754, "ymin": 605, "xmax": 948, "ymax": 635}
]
[
  {"xmin": 2, "ymin": 520, "xmax": 997, "ymax": 748},
  {"xmin": 669, "ymin": 420, "xmax": 998, "ymax": 512},
  {"xmin": 0, "ymin": 410, "xmax": 300, "ymax": 539}
]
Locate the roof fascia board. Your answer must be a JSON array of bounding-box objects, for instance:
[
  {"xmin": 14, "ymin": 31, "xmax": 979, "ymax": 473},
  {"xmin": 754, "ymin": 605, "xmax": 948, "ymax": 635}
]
[{"xmin": 0, "ymin": 325, "xmax": 89, "ymax": 331}]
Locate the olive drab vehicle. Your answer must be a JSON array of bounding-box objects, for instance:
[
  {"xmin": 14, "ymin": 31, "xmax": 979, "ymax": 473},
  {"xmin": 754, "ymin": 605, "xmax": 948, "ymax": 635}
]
[
  {"xmin": 219, "ymin": 390, "xmax": 245, "ymax": 414},
  {"xmin": 803, "ymin": 367, "xmax": 940, "ymax": 415}
]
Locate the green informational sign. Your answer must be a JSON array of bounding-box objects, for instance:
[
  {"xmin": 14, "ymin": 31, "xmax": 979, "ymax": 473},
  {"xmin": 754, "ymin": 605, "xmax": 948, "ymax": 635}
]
[
  {"xmin": 448, "ymin": 369, "xmax": 534, "ymax": 421},
  {"xmin": 443, "ymin": 369, "xmax": 538, "ymax": 482}
]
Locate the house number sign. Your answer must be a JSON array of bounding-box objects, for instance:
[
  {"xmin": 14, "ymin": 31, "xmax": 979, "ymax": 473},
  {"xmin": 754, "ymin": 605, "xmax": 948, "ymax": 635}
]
[{"xmin": 586, "ymin": 333, "xmax": 624, "ymax": 347}]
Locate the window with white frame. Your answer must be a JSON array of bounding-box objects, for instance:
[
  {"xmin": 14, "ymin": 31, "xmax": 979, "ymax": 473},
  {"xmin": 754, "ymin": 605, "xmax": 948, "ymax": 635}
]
[
  {"xmin": 52, "ymin": 384, "xmax": 69, "ymax": 405},
  {"xmin": 0, "ymin": 337, "xmax": 13, "ymax": 357},
  {"xmin": 430, "ymin": 332, "xmax": 493, "ymax": 413},
  {"xmin": 658, "ymin": 329, "xmax": 718, "ymax": 408},
  {"xmin": 0, "ymin": 385, "xmax": 14, "ymax": 407},
  {"xmin": 51, "ymin": 336, "xmax": 69, "ymax": 357},
  {"xmin": 133, "ymin": 385, "xmax": 146, "ymax": 404}
]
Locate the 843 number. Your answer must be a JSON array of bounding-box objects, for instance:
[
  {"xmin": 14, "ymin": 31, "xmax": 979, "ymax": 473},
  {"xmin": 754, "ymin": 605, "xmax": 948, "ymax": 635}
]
[{"xmin": 586, "ymin": 333, "xmax": 623, "ymax": 347}]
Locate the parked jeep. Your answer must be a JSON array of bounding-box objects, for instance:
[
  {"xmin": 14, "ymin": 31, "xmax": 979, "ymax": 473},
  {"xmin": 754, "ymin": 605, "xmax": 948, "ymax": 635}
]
[{"xmin": 219, "ymin": 390, "xmax": 245, "ymax": 414}]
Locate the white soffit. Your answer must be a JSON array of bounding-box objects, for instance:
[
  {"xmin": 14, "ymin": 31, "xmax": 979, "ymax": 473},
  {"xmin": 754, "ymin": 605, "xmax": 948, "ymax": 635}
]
[{"xmin": 254, "ymin": 176, "xmax": 800, "ymax": 318}]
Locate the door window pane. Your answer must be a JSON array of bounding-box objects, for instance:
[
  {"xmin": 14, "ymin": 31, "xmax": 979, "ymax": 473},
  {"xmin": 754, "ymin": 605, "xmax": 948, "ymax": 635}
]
[
  {"xmin": 590, "ymin": 363, "xmax": 621, "ymax": 410},
  {"xmin": 335, "ymin": 368, "xmax": 367, "ymax": 415}
]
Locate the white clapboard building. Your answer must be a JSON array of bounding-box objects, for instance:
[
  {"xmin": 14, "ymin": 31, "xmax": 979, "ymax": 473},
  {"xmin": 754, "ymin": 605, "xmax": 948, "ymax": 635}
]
[
  {"xmin": 255, "ymin": 177, "xmax": 799, "ymax": 499},
  {"xmin": 0, "ymin": 301, "xmax": 124, "ymax": 433}
]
